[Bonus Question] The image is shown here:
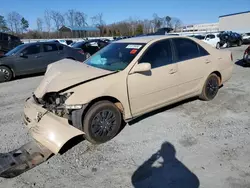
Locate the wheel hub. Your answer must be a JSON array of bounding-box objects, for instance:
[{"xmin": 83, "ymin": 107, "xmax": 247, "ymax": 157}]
[
  {"xmin": 91, "ymin": 110, "xmax": 116, "ymax": 137},
  {"xmin": 0, "ymin": 68, "xmax": 10, "ymax": 81}
]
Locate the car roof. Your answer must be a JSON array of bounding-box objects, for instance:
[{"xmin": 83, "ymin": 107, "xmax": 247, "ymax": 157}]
[
  {"xmin": 113, "ymin": 35, "xmax": 187, "ymax": 43},
  {"xmin": 114, "ymin": 35, "xmax": 191, "ymax": 43}
]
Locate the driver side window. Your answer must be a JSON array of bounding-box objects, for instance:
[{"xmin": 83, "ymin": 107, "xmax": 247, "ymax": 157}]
[
  {"xmin": 22, "ymin": 44, "xmax": 40, "ymax": 55},
  {"xmin": 139, "ymin": 40, "xmax": 173, "ymax": 69}
]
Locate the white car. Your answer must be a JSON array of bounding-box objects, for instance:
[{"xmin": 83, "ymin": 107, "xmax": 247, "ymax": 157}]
[
  {"xmin": 202, "ymin": 34, "xmax": 221, "ymax": 49},
  {"xmin": 242, "ymin": 33, "xmax": 250, "ymax": 44}
]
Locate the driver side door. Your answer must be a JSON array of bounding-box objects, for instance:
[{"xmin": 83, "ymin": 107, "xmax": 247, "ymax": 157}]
[{"xmin": 127, "ymin": 39, "xmax": 180, "ymax": 116}]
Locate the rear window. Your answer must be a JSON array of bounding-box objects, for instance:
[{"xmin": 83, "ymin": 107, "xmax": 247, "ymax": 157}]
[{"xmin": 43, "ymin": 44, "xmax": 58, "ymax": 52}]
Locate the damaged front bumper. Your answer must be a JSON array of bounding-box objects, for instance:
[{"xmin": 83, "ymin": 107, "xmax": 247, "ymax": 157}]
[
  {"xmin": 0, "ymin": 141, "xmax": 52, "ymax": 178},
  {"xmin": 0, "ymin": 97, "xmax": 85, "ymax": 178},
  {"xmin": 23, "ymin": 97, "xmax": 84, "ymax": 154}
]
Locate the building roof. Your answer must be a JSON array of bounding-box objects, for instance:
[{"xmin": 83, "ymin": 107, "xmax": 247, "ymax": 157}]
[
  {"xmin": 219, "ymin": 11, "xmax": 250, "ymax": 18},
  {"xmin": 59, "ymin": 26, "xmax": 100, "ymax": 32}
]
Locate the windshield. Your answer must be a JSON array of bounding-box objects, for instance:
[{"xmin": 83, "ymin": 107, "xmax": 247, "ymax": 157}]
[
  {"xmin": 5, "ymin": 44, "xmax": 25, "ymax": 56},
  {"xmin": 85, "ymin": 42, "xmax": 145, "ymax": 71}
]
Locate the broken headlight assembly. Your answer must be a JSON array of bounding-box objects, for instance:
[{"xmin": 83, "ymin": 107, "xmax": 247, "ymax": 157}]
[{"xmin": 41, "ymin": 92, "xmax": 82, "ymax": 117}]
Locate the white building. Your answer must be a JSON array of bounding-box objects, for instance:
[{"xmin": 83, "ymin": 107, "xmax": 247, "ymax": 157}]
[
  {"xmin": 181, "ymin": 23, "xmax": 219, "ymax": 33},
  {"xmin": 219, "ymin": 11, "xmax": 250, "ymax": 33}
]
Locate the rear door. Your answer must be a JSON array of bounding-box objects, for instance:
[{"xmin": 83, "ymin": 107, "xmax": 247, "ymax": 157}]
[
  {"xmin": 14, "ymin": 44, "xmax": 44, "ymax": 75},
  {"xmin": 40, "ymin": 43, "xmax": 62, "ymax": 71},
  {"xmin": 172, "ymin": 38, "xmax": 213, "ymax": 97}
]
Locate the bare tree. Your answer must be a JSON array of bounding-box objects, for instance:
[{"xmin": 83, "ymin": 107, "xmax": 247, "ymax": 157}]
[
  {"xmin": 74, "ymin": 11, "xmax": 87, "ymax": 27},
  {"xmin": 51, "ymin": 11, "xmax": 65, "ymax": 31},
  {"xmin": 7, "ymin": 11, "xmax": 22, "ymax": 34},
  {"xmin": 37, "ymin": 18, "xmax": 43, "ymax": 32},
  {"xmin": 171, "ymin": 17, "xmax": 182, "ymax": 32},
  {"xmin": 165, "ymin": 16, "xmax": 172, "ymax": 28},
  {"xmin": 66, "ymin": 9, "xmax": 76, "ymax": 27},
  {"xmin": 44, "ymin": 10, "xmax": 52, "ymax": 35},
  {"xmin": 91, "ymin": 13, "xmax": 105, "ymax": 36},
  {"xmin": 152, "ymin": 13, "xmax": 163, "ymax": 32}
]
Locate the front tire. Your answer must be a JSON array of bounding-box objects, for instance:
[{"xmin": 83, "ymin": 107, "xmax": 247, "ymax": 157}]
[
  {"xmin": 83, "ymin": 101, "xmax": 122, "ymax": 144},
  {"xmin": 0, "ymin": 66, "xmax": 13, "ymax": 82},
  {"xmin": 199, "ymin": 74, "xmax": 220, "ymax": 101}
]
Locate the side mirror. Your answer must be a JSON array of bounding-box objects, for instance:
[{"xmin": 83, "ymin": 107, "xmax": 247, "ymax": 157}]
[{"xmin": 130, "ymin": 63, "xmax": 151, "ymax": 74}]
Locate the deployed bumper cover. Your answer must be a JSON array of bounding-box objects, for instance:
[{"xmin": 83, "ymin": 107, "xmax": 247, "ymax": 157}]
[
  {"xmin": 0, "ymin": 141, "xmax": 52, "ymax": 178},
  {"xmin": 23, "ymin": 97, "xmax": 84, "ymax": 154}
]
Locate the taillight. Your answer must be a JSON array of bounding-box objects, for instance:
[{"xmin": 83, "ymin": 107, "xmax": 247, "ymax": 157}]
[{"xmin": 230, "ymin": 53, "xmax": 233, "ymax": 61}]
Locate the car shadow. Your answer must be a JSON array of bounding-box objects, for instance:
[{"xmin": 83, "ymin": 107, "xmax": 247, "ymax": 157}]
[
  {"xmin": 131, "ymin": 141, "xmax": 200, "ymax": 188},
  {"xmin": 128, "ymin": 97, "xmax": 197, "ymax": 125},
  {"xmin": 235, "ymin": 59, "xmax": 249, "ymax": 67}
]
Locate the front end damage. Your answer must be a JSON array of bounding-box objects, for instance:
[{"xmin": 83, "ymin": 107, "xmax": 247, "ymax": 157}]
[
  {"xmin": 23, "ymin": 95, "xmax": 85, "ymax": 154},
  {"xmin": 0, "ymin": 94, "xmax": 85, "ymax": 178}
]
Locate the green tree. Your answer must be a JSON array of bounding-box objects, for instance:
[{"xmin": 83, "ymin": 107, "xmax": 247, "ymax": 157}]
[
  {"xmin": 135, "ymin": 24, "xmax": 143, "ymax": 35},
  {"xmin": 0, "ymin": 15, "xmax": 8, "ymax": 32},
  {"xmin": 21, "ymin": 17, "xmax": 29, "ymax": 32}
]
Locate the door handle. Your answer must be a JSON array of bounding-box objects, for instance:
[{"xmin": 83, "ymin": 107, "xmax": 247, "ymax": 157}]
[
  {"xmin": 205, "ymin": 59, "xmax": 211, "ymax": 64},
  {"xmin": 169, "ymin": 68, "xmax": 177, "ymax": 74}
]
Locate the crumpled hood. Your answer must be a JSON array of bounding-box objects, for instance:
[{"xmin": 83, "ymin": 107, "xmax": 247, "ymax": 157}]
[{"xmin": 34, "ymin": 59, "xmax": 112, "ymax": 98}]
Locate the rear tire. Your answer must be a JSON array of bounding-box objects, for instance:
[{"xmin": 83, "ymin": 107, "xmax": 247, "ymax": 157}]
[
  {"xmin": 0, "ymin": 66, "xmax": 13, "ymax": 82},
  {"xmin": 199, "ymin": 74, "xmax": 220, "ymax": 101},
  {"xmin": 83, "ymin": 101, "xmax": 122, "ymax": 144},
  {"xmin": 216, "ymin": 42, "xmax": 220, "ymax": 49}
]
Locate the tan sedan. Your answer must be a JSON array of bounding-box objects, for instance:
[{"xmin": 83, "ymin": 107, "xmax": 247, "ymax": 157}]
[{"xmin": 24, "ymin": 36, "xmax": 233, "ymax": 154}]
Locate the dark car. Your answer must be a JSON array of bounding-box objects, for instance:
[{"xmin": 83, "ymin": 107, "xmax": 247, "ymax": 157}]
[
  {"xmin": 0, "ymin": 32, "xmax": 23, "ymax": 54},
  {"xmin": 0, "ymin": 42, "xmax": 86, "ymax": 82},
  {"xmin": 66, "ymin": 40, "xmax": 73, "ymax": 45},
  {"xmin": 218, "ymin": 31, "xmax": 243, "ymax": 48},
  {"xmin": 71, "ymin": 39, "xmax": 109, "ymax": 58}
]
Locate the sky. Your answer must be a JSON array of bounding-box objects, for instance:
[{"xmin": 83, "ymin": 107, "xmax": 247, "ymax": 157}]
[{"xmin": 0, "ymin": 0, "xmax": 250, "ymax": 29}]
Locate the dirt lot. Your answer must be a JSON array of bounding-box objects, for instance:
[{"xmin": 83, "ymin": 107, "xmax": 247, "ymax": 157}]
[{"xmin": 0, "ymin": 45, "xmax": 250, "ymax": 188}]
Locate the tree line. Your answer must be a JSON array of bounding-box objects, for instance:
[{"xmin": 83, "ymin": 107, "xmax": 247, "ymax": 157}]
[{"xmin": 0, "ymin": 10, "xmax": 183, "ymax": 39}]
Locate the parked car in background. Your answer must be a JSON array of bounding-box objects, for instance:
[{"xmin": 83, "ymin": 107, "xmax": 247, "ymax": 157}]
[
  {"xmin": 23, "ymin": 36, "xmax": 233, "ymax": 154},
  {"xmin": 65, "ymin": 40, "xmax": 73, "ymax": 45},
  {"xmin": 0, "ymin": 32, "xmax": 23, "ymax": 54},
  {"xmin": 192, "ymin": 35, "xmax": 205, "ymax": 40},
  {"xmin": 242, "ymin": 33, "xmax": 250, "ymax": 44},
  {"xmin": 0, "ymin": 42, "xmax": 85, "ymax": 82},
  {"xmin": 243, "ymin": 45, "xmax": 250, "ymax": 65},
  {"xmin": 217, "ymin": 31, "xmax": 243, "ymax": 48},
  {"xmin": 202, "ymin": 34, "xmax": 221, "ymax": 49},
  {"xmin": 71, "ymin": 39, "xmax": 109, "ymax": 58},
  {"xmin": 48, "ymin": 39, "xmax": 68, "ymax": 45}
]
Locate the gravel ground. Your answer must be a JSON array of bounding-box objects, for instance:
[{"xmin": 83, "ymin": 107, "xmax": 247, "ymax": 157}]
[{"xmin": 0, "ymin": 45, "xmax": 250, "ymax": 188}]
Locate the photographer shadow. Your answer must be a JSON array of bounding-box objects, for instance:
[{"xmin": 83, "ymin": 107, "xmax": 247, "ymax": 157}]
[{"xmin": 132, "ymin": 142, "xmax": 200, "ymax": 188}]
